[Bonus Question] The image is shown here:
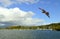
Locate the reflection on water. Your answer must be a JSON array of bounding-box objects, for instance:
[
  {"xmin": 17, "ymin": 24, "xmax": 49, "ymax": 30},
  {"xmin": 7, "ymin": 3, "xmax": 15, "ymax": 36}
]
[{"xmin": 0, "ymin": 30, "xmax": 60, "ymax": 39}]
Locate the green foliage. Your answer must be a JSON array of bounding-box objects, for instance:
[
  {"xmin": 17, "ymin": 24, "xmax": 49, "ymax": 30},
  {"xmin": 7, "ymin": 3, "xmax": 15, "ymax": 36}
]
[{"xmin": 0, "ymin": 23, "xmax": 60, "ymax": 31}]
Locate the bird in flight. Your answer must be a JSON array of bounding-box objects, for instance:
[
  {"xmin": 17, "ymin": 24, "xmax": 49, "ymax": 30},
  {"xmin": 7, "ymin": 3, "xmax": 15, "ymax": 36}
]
[{"xmin": 39, "ymin": 8, "xmax": 50, "ymax": 18}]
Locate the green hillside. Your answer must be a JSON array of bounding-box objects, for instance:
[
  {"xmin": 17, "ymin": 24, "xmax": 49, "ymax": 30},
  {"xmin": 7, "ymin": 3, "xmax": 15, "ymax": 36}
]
[{"xmin": 0, "ymin": 23, "xmax": 60, "ymax": 31}]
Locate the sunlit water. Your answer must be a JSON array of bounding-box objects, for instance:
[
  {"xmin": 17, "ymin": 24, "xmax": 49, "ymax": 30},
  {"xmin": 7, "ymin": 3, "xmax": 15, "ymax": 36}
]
[{"xmin": 0, "ymin": 30, "xmax": 60, "ymax": 39}]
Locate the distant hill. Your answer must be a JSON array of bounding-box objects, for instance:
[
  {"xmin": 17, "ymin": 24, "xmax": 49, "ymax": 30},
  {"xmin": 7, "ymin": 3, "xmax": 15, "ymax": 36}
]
[
  {"xmin": 48, "ymin": 23, "xmax": 60, "ymax": 31},
  {"xmin": 0, "ymin": 23, "xmax": 60, "ymax": 31}
]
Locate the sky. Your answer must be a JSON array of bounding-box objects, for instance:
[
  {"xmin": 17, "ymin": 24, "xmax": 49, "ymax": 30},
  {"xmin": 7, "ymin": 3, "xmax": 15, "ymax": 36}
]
[{"xmin": 0, "ymin": 0, "xmax": 60, "ymax": 26}]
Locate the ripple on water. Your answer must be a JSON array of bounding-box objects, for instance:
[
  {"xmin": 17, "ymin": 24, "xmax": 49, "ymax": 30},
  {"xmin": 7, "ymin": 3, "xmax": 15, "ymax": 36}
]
[{"xmin": 0, "ymin": 30, "xmax": 60, "ymax": 39}]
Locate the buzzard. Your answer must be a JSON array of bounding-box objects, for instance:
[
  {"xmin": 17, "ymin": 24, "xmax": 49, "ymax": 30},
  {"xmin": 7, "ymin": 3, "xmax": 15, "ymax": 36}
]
[{"xmin": 39, "ymin": 8, "xmax": 50, "ymax": 18}]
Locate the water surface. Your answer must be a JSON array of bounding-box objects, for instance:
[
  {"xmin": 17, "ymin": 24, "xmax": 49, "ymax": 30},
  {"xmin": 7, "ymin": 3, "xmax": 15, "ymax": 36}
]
[{"xmin": 0, "ymin": 30, "xmax": 60, "ymax": 39}]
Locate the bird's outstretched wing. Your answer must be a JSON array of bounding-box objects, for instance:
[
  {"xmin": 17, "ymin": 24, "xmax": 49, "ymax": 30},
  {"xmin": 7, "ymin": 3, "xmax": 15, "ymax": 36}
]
[
  {"xmin": 39, "ymin": 8, "xmax": 46, "ymax": 13},
  {"xmin": 39, "ymin": 8, "xmax": 50, "ymax": 18}
]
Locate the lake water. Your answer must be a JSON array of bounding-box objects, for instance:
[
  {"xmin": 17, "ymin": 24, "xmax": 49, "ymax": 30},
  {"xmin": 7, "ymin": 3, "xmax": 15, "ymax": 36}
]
[{"xmin": 0, "ymin": 30, "xmax": 60, "ymax": 39}]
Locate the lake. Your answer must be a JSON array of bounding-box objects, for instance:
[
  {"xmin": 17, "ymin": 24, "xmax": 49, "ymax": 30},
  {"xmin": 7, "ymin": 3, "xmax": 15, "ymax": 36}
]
[{"xmin": 0, "ymin": 30, "xmax": 60, "ymax": 39}]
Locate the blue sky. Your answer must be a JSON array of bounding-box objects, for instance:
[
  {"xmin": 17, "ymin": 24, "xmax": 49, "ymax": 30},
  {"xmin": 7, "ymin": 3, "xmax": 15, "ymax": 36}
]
[
  {"xmin": 0, "ymin": 0, "xmax": 60, "ymax": 26},
  {"xmin": 10, "ymin": 0, "xmax": 60, "ymax": 22}
]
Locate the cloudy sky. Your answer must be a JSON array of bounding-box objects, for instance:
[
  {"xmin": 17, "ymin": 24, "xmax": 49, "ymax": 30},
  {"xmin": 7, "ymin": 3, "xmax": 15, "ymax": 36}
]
[{"xmin": 0, "ymin": 0, "xmax": 60, "ymax": 26}]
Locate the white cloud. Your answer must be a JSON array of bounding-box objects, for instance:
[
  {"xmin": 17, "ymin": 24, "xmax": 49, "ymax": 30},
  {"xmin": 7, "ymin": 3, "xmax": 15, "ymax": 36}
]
[
  {"xmin": 16, "ymin": 0, "xmax": 39, "ymax": 4},
  {"xmin": 0, "ymin": 23, "xmax": 5, "ymax": 26},
  {"xmin": 40, "ymin": 1, "xmax": 50, "ymax": 4},
  {"xmin": 0, "ymin": 7, "xmax": 44, "ymax": 26},
  {"xmin": 0, "ymin": 0, "xmax": 39, "ymax": 7},
  {"xmin": 0, "ymin": 0, "xmax": 13, "ymax": 7}
]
